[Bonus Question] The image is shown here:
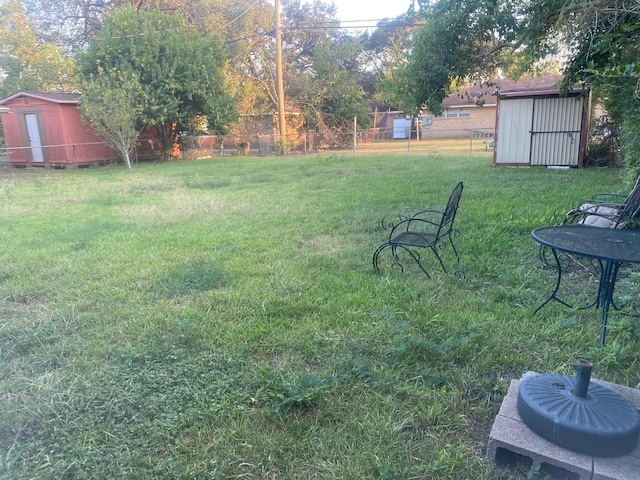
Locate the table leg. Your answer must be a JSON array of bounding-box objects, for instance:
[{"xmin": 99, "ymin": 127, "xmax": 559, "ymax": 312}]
[
  {"xmin": 597, "ymin": 261, "xmax": 620, "ymax": 345},
  {"xmin": 534, "ymin": 247, "xmax": 573, "ymax": 314}
]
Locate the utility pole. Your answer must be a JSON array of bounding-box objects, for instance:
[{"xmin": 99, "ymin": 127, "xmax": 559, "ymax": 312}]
[{"xmin": 275, "ymin": 0, "xmax": 287, "ymax": 155}]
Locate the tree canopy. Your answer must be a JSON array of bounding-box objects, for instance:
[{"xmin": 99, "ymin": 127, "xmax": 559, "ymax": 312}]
[
  {"xmin": 2, "ymin": 0, "xmax": 387, "ymax": 147},
  {"xmin": 282, "ymin": 0, "xmax": 371, "ymax": 132},
  {"xmin": 76, "ymin": 6, "xmax": 236, "ymax": 158}
]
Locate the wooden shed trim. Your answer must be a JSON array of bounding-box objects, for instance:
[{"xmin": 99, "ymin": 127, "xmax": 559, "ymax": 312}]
[{"xmin": 0, "ymin": 92, "xmax": 81, "ymax": 106}]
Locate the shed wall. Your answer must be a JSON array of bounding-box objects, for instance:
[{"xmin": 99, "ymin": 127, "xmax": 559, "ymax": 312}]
[
  {"xmin": 0, "ymin": 95, "xmax": 117, "ymax": 167},
  {"xmin": 494, "ymin": 93, "xmax": 587, "ymax": 167},
  {"xmin": 530, "ymin": 97, "xmax": 584, "ymax": 166}
]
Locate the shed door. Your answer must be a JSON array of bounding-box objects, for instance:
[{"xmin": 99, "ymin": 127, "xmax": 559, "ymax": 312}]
[
  {"xmin": 530, "ymin": 97, "xmax": 583, "ymax": 166},
  {"xmin": 25, "ymin": 113, "xmax": 44, "ymax": 163},
  {"xmin": 494, "ymin": 98, "xmax": 534, "ymax": 164}
]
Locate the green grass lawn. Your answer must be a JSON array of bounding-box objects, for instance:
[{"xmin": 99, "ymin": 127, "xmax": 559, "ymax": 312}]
[{"xmin": 1, "ymin": 153, "xmax": 639, "ymax": 479}]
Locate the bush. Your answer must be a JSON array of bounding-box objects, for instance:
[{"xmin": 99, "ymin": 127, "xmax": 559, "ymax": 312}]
[{"xmin": 584, "ymin": 115, "xmax": 620, "ymax": 167}]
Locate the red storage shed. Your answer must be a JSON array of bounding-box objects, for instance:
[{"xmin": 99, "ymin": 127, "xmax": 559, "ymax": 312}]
[{"xmin": 0, "ymin": 92, "xmax": 128, "ymax": 168}]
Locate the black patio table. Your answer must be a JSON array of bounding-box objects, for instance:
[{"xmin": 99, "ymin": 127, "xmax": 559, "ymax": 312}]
[{"xmin": 532, "ymin": 225, "xmax": 640, "ymax": 345}]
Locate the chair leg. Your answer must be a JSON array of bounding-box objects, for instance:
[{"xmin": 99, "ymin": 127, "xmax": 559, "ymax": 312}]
[
  {"xmin": 375, "ymin": 243, "xmax": 444, "ymax": 278},
  {"xmin": 448, "ymin": 237, "xmax": 460, "ymax": 264},
  {"xmin": 372, "ymin": 243, "xmax": 390, "ymax": 271},
  {"xmin": 404, "ymin": 246, "xmax": 432, "ymax": 278},
  {"xmin": 430, "ymin": 246, "xmax": 447, "ymax": 273}
]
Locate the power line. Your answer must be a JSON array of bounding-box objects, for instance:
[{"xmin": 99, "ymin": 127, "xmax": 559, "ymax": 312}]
[
  {"xmin": 223, "ymin": 21, "xmax": 421, "ymax": 45},
  {"xmin": 339, "ymin": 18, "xmax": 407, "ymax": 23},
  {"xmin": 288, "ymin": 22, "xmax": 422, "ymax": 31}
]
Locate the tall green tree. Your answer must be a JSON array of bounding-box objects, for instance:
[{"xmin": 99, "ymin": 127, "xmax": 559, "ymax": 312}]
[
  {"xmin": 24, "ymin": 0, "xmax": 276, "ymax": 115},
  {"xmin": 76, "ymin": 6, "xmax": 236, "ymax": 157},
  {"xmin": 282, "ymin": 0, "xmax": 370, "ymax": 132},
  {"xmin": 360, "ymin": 16, "xmax": 418, "ymax": 100},
  {"xmin": 398, "ymin": 0, "xmax": 520, "ymax": 115},
  {"xmin": 289, "ymin": 35, "xmax": 371, "ymax": 133}
]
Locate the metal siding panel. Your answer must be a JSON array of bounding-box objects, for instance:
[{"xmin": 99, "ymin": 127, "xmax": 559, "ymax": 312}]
[
  {"xmin": 530, "ymin": 97, "xmax": 583, "ymax": 166},
  {"xmin": 495, "ymin": 98, "xmax": 533, "ymax": 164}
]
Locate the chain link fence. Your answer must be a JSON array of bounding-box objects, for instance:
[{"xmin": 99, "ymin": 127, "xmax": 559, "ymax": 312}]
[
  {"xmin": 187, "ymin": 127, "xmax": 496, "ymax": 158},
  {"xmin": 0, "ymin": 126, "xmax": 496, "ymax": 168}
]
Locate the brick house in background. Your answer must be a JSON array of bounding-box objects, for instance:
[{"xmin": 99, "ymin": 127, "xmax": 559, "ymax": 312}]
[
  {"xmin": 371, "ymin": 76, "xmax": 564, "ymax": 141},
  {"xmin": 428, "ymin": 75, "xmax": 564, "ymax": 140}
]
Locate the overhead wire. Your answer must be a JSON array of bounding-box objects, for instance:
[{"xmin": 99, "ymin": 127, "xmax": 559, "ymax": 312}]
[{"xmin": 223, "ymin": 18, "xmax": 421, "ymax": 45}]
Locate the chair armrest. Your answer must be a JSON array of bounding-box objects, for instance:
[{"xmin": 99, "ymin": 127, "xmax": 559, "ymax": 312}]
[
  {"xmin": 407, "ymin": 208, "xmax": 445, "ymax": 222},
  {"xmin": 381, "ymin": 206, "xmax": 442, "ymax": 229},
  {"xmin": 387, "ymin": 210, "xmax": 442, "ymax": 237},
  {"xmin": 578, "ymin": 193, "xmax": 627, "ymax": 209},
  {"xmin": 565, "ymin": 203, "xmax": 622, "ymax": 227}
]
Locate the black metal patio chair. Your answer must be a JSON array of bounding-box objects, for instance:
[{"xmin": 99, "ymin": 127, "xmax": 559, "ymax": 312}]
[
  {"xmin": 372, "ymin": 182, "xmax": 463, "ymax": 277},
  {"xmin": 539, "ymin": 176, "xmax": 640, "ymax": 268},
  {"xmin": 564, "ymin": 175, "xmax": 640, "ymax": 229}
]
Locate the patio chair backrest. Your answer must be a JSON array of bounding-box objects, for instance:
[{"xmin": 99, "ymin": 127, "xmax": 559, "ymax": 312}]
[
  {"xmin": 438, "ymin": 181, "xmax": 463, "ymax": 237},
  {"xmin": 618, "ymin": 176, "xmax": 640, "ymax": 225}
]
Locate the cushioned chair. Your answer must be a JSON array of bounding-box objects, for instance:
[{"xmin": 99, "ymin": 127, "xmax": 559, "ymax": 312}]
[
  {"xmin": 565, "ymin": 176, "xmax": 640, "ymax": 229},
  {"xmin": 539, "ymin": 177, "xmax": 640, "ymax": 267}
]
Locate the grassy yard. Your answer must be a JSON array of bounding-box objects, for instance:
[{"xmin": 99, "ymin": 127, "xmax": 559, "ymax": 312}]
[{"xmin": 0, "ymin": 153, "xmax": 639, "ymax": 479}]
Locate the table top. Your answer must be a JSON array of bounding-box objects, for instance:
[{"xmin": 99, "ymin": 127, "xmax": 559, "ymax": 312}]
[{"xmin": 532, "ymin": 225, "xmax": 640, "ymax": 264}]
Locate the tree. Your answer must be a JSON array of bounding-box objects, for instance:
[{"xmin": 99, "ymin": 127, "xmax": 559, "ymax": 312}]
[
  {"xmin": 282, "ymin": 0, "xmax": 371, "ymax": 133},
  {"xmin": 291, "ymin": 35, "xmax": 371, "ymax": 133},
  {"xmin": 21, "ymin": 0, "xmax": 146, "ymax": 53},
  {"xmin": 24, "ymin": 0, "xmax": 276, "ymax": 116},
  {"xmin": 360, "ymin": 16, "xmax": 419, "ymax": 100},
  {"xmin": 397, "ymin": 0, "xmax": 520, "ymax": 115},
  {"xmin": 0, "ymin": 0, "xmax": 77, "ymax": 96},
  {"xmin": 14, "ymin": 0, "xmax": 377, "ymax": 138},
  {"xmin": 76, "ymin": 6, "xmax": 236, "ymax": 158},
  {"xmin": 79, "ymin": 69, "xmax": 143, "ymax": 169}
]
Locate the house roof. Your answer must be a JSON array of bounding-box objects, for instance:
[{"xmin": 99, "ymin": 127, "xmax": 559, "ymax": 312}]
[
  {"xmin": 443, "ymin": 76, "xmax": 565, "ymax": 108},
  {"xmin": 0, "ymin": 92, "xmax": 81, "ymax": 106}
]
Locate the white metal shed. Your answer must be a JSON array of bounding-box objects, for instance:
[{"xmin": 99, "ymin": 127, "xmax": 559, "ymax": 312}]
[{"xmin": 493, "ymin": 88, "xmax": 589, "ymax": 167}]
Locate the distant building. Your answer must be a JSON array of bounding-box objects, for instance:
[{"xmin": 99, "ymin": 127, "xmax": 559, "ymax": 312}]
[{"xmin": 370, "ymin": 76, "xmax": 567, "ymax": 142}]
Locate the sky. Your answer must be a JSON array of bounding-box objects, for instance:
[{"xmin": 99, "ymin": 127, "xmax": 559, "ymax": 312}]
[{"xmin": 334, "ymin": 0, "xmax": 413, "ymax": 25}]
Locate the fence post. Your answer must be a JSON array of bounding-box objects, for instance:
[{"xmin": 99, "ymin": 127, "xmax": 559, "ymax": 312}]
[{"xmin": 353, "ymin": 116, "xmax": 357, "ymax": 155}]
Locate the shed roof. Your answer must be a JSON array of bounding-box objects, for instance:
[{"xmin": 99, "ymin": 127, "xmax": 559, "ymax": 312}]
[
  {"xmin": 443, "ymin": 76, "xmax": 565, "ymax": 108},
  {"xmin": 0, "ymin": 91, "xmax": 81, "ymax": 106}
]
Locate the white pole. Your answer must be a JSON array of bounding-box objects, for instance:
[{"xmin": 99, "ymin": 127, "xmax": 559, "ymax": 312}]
[{"xmin": 353, "ymin": 116, "xmax": 357, "ymax": 155}]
